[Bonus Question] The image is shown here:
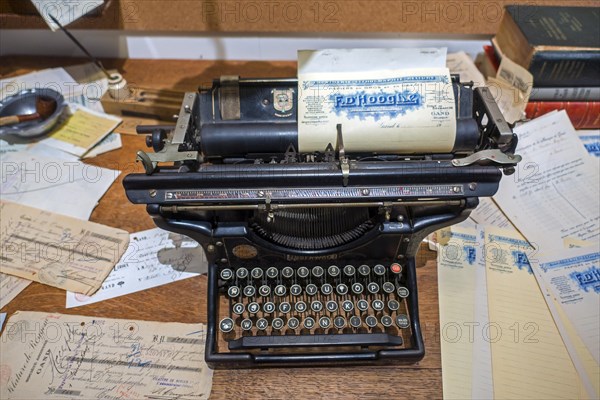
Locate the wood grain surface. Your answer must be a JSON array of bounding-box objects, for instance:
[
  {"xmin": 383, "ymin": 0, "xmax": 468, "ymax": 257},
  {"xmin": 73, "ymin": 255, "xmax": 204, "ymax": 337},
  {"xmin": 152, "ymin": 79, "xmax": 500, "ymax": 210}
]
[{"xmin": 0, "ymin": 57, "xmax": 443, "ymax": 399}]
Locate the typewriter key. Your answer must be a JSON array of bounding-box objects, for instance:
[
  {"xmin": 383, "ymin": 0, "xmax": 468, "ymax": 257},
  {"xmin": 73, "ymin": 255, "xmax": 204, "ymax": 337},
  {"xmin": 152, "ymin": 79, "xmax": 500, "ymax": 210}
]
[
  {"xmin": 343, "ymin": 265, "xmax": 356, "ymax": 277},
  {"xmin": 396, "ymin": 314, "xmax": 410, "ymax": 329},
  {"xmin": 311, "ymin": 301, "xmax": 323, "ymax": 313},
  {"xmin": 266, "ymin": 267, "xmax": 278, "ymax": 279},
  {"xmin": 279, "ymin": 302, "xmax": 292, "ymax": 314},
  {"xmin": 351, "ymin": 282, "xmax": 364, "ymax": 295},
  {"xmin": 349, "ymin": 315, "xmax": 362, "ymax": 328},
  {"xmin": 305, "ymin": 284, "xmax": 318, "ymax": 296},
  {"xmin": 288, "ymin": 317, "xmax": 300, "ymax": 330},
  {"xmin": 219, "ymin": 317, "xmax": 234, "ymax": 333},
  {"xmin": 220, "ymin": 268, "xmax": 233, "ymax": 280},
  {"xmin": 397, "ymin": 286, "xmax": 410, "ymax": 298},
  {"xmin": 326, "ymin": 300, "xmax": 338, "ymax": 312},
  {"xmin": 336, "ymin": 283, "xmax": 349, "ymax": 296},
  {"xmin": 274, "ymin": 284, "xmax": 287, "ymax": 296},
  {"xmin": 251, "ymin": 267, "xmax": 263, "ymax": 279},
  {"xmin": 295, "ymin": 301, "xmax": 307, "ymax": 313},
  {"xmin": 303, "ymin": 317, "xmax": 315, "ymax": 329},
  {"xmin": 358, "ymin": 264, "xmax": 371, "ymax": 276},
  {"xmin": 390, "ymin": 263, "xmax": 402, "ymax": 274},
  {"xmin": 232, "ymin": 303, "xmax": 245, "ymax": 315},
  {"xmin": 272, "ymin": 318, "xmax": 284, "ymax": 330},
  {"xmin": 243, "ymin": 285, "xmax": 256, "ymax": 297},
  {"xmin": 263, "ymin": 302, "xmax": 276, "ymax": 314},
  {"xmin": 297, "ymin": 266, "xmax": 310, "ymax": 279},
  {"xmin": 334, "ymin": 316, "xmax": 347, "ymax": 329},
  {"xmin": 328, "ymin": 265, "xmax": 340, "ymax": 278},
  {"xmin": 357, "ymin": 299, "xmax": 369, "ymax": 312},
  {"xmin": 381, "ymin": 315, "xmax": 393, "ymax": 327},
  {"xmin": 256, "ymin": 318, "xmax": 269, "ymax": 331},
  {"xmin": 312, "ymin": 266, "xmax": 324, "ymax": 278},
  {"xmin": 372, "ymin": 299, "xmax": 385, "ymax": 311},
  {"xmin": 248, "ymin": 302, "xmax": 260, "ymax": 314},
  {"xmin": 367, "ymin": 282, "xmax": 380, "ymax": 294},
  {"xmin": 282, "ymin": 267, "xmax": 294, "ymax": 279},
  {"xmin": 258, "ymin": 285, "xmax": 271, "ymax": 297},
  {"xmin": 365, "ymin": 315, "xmax": 378, "ymax": 328},
  {"xmin": 290, "ymin": 284, "xmax": 302, "ymax": 296},
  {"xmin": 319, "ymin": 316, "xmax": 331, "ymax": 329},
  {"xmin": 236, "ymin": 268, "xmax": 249, "ymax": 279},
  {"xmin": 387, "ymin": 299, "xmax": 400, "ymax": 311},
  {"xmin": 342, "ymin": 300, "xmax": 354, "ymax": 312},
  {"xmin": 321, "ymin": 283, "xmax": 333, "ymax": 295},
  {"xmin": 382, "ymin": 282, "xmax": 395, "ymax": 294},
  {"xmin": 241, "ymin": 318, "xmax": 253, "ymax": 331},
  {"xmin": 373, "ymin": 264, "xmax": 386, "ymax": 276},
  {"xmin": 228, "ymin": 286, "xmax": 240, "ymax": 298}
]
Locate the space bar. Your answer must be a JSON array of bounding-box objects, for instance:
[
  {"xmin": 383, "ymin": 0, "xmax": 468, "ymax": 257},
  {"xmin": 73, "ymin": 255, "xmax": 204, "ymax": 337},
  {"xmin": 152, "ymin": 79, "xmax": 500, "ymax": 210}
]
[{"xmin": 228, "ymin": 333, "xmax": 403, "ymax": 350}]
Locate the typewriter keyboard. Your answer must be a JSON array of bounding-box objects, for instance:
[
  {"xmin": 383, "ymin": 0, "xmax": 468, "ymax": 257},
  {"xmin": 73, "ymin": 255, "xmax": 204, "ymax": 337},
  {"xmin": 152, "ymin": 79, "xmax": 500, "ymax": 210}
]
[{"xmin": 216, "ymin": 263, "xmax": 412, "ymax": 351}]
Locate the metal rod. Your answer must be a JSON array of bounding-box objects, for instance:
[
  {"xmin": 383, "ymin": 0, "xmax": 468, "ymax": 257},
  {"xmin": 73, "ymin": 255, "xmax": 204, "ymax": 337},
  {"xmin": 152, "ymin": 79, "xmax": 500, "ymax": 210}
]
[{"xmin": 48, "ymin": 14, "xmax": 113, "ymax": 80}]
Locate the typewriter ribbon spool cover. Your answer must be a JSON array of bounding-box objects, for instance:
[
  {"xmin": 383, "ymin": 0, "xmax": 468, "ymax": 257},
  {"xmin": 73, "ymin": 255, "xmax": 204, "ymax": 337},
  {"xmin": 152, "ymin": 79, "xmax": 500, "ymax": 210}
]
[{"xmin": 298, "ymin": 48, "xmax": 456, "ymax": 153}]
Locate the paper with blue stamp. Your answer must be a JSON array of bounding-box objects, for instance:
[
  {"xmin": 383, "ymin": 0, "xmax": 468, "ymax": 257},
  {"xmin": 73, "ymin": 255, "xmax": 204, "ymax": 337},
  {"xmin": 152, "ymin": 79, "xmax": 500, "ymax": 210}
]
[{"xmin": 298, "ymin": 48, "xmax": 456, "ymax": 153}]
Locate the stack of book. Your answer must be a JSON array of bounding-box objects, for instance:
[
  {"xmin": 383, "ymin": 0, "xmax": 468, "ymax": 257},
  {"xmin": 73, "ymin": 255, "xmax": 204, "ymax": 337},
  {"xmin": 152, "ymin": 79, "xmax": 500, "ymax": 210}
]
[{"xmin": 491, "ymin": 5, "xmax": 599, "ymax": 129}]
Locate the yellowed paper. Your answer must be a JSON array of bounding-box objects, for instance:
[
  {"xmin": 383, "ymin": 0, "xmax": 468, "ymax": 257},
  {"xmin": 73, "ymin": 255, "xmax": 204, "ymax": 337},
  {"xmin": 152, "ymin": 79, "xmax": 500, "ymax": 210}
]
[
  {"xmin": 0, "ymin": 311, "xmax": 213, "ymax": 399},
  {"xmin": 0, "ymin": 274, "xmax": 31, "ymax": 309},
  {"xmin": 0, "ymin": 201, "xmax": 129, "ymax": 295},
  {"xmin": 446, "ymin": 51, "xmax": 486, "ymax": 87},
  {"xmin": 485, "ymin": 226, "xmax": 582, "ymax": 399}
]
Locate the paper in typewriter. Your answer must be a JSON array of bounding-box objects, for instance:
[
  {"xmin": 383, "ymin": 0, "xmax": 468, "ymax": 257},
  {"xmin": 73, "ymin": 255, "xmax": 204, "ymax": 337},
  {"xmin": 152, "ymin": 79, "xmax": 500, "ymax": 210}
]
[
  {"xmin": 298, "ymin": 48, "xmax": 456, "ymax": 153},
  {"xmin": 485, "ymin": 226, "xmax": 583, "ymax": 399},
  {"xmin": 0, "ymin": 311, "xmax": 213, "ymax": 400}
]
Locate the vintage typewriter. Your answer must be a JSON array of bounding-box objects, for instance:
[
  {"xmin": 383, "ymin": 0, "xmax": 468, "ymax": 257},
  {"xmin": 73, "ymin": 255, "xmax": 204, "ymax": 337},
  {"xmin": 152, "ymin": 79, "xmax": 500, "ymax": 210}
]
[{"xmin": 124, "ymin": 72, "xmax": 521, "ymax": 368}]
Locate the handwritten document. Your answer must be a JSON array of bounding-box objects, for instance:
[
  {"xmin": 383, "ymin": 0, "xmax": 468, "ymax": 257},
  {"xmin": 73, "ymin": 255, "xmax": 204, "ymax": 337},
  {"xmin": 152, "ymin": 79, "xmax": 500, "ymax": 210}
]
[
  {"xmin": 66, "ymin": 228, "xmax": 206, "ymax": 308},
  {"xmin": 0, "ymin": 201, "xmax": 129, "ymax": 295},
  {"xmin": 0, "ymin": 274, "xmax": 31, "ymax": 309},
  {"xmin": 470, "ymin": 198, "xmax": 515, "ymax": 230},
  {"xmin": 0, "ymin": 311, "xmax": 213, "ymax": 399},
  {"xmin": 494, "ymin": 111, "xmax": 600, "ymax": 250}
]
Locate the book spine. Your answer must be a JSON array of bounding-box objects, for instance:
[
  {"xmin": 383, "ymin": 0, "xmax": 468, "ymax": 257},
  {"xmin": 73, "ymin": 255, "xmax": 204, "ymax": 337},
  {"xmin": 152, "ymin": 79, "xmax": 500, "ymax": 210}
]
[
  {"xmin": 529, "ymin": 87, "xmax": 600, "ymax": 101},
  {"xmin": 529, "ymin": 52, "xmax": 600, "ymax": 87},
  {"xmin": 525, "ymin": 102, "xmax": 600, "ymax": 129}
]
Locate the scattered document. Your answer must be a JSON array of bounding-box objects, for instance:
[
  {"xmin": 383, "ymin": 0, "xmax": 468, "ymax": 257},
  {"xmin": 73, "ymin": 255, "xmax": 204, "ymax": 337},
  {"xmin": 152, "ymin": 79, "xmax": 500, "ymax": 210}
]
[
  {"xmin": 30, "ymin": 0, "xmax": 105, "ymax": 31},
  {"xmin": 494, "ymin": 111, "xmax": 600, "ymax": 250},
  {"xmin": 470, "ymin": 197, "xmax": 515, "ymax": 229},
  {"xmin": 0, "ymin": 274, "xmax": 31, "ymax": 309},
  {"xmin": 0, "ymin": 311, "xmax": 213, "ymax": 400},
  {"xmin": 0, "ymin": 201, "xmax": 129, "ymax": 295},
  {"xmin": 446, "ymin": 51, "xmax": 485, "ymax": 87},
  {"xmin": 82, "ymin": 133, "xmax": 122, "ymax": 159},
  {"xmin": 0, "ymin": 313, "xmax": 5, "ymax": 331},
  {"xmin": 0, "ymin": 150, "xmax": 119, "ymax": 220},
  {"xmin": 577, "ymin": 130, "xmax": 600, "ymax": 158},
  {"xmin": 66, "ymin": 228, "xmax": 206, "ymax": 308},
  {"xmin": 487, "ymin": 55, "xmax": 533, "ymax": 124}
]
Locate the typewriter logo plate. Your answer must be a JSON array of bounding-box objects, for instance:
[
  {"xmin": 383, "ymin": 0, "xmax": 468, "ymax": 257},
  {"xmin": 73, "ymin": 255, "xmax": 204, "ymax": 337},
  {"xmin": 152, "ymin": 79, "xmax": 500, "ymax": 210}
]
[{"xmin": 273, "ymin": 89, "xmax": 294, "ymax": 114}]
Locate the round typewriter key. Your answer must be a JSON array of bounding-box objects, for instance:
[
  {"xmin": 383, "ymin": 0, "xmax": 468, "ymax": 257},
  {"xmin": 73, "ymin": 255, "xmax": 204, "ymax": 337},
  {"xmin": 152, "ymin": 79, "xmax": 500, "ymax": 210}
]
[
  {"xmin": 381, "ymin": 315, "xmax": 393, "ymax": 327},
  {"xmin": 232, "ymin": 303, "xmax": 245, "ymax": 315},
  {"xmin": 303, "ymin": 317, "xmax": 315, "ymax": 329},
  {"xmin": 297, "ymin": 266, "xmax": 310, "ymax": 279},
  {"xmin": 274, "ymin": 284, "xmax": 287, "ymax": 296},
  {"xmin": 321, "ymin": 283, "xmax": 333, "ymax": 295},
  {"xmin": 388, "ymin": 299, "xmax": 400, "ymax": 311},
  {"xmin": 334, "ymin": 316, "xmax": 347, "ymax": 329},
  {"xmin": 248, "ymin": 302, "xmax": 260, "ymax": 314},
  {"xmin": 351, "ymin": 282, "xmax": 364, "ymax": 295},
  {"xmin": 272, "ymin": 318, "xmax": 284, "ymax": 330},
  {"xmin": 382, "ymin": 282, "xmax": 395, "ymax": 294},
  {"xmin": 243, "ymin": 285, "xmax": 256, "ymax": 297},
  {"xmin": 312, "ymin": 266, "xmax": 324, "ymax": 278},
  {"xmin": 336, "ymin": 283, "xmax": 349, "ymax": 296},
  {"xmin": 343, "ymin": 265, "xmax": 356, "ymax": 277},
  {"xmin": 241, "ymin": 318, "xmax": 253, "ymax": 331},
  {"xmin": 396, "ymin": 314, "xmax": 410, "ymax": 329},
  {"xmin": 220, "ymin": 268, "xmax": 233, "ymax": 280},
  {"xmin": 256, "ymin": 318, "xmax": 269, "ymax": 331},
  {"xmin": 397, "ymin": 286, "xmax": 410, "ymax": 298},
  {"xmin": 306, "ymin": 284, "xmax": 318, "ymax": 296},
  {"xmin": 290, "ymin": 284, "xmax": 302, "ymax": 296},
  {"xmin": 367, "ymin": 282, "xmax": 380, "ymax": 294},
  {"xmin": 319, "ymin": 316, "xmax": 331, "ymax": 329},
  {"xmin": 288, "ymin": 317, "xmax": 300, "ymax": 330},
  {"xmin": 236, "ymin": 268, "xmax": 249, "ymax": 279},
  {"xmin": 263, "ymin": 302, "xmax": 276, "ymax": 314},
  {"xmin": 279, "ymin": 302, "xmax": 291, "ymax": 314},
  {"xmin": 328, "ymin": 265, "xmax": 340, "ymax": 278},
  {"xmin": 266, "ymin": 267, "xmax": 279, "ymax": 279},
  {"xmin": 349, "ymin": 316, "xmax": 362, "ymax": 328},
  {"xmin": 358, "ymin": 264, "xmax": 371, "ymax": 276},
  {"xmin": 227, "ymin": 286, "xmax": 240, "ymax": 298},
  {"xmin": 311, "ymin": 301, "xmax": 323, "ymax": 313},
  {"xmin": 342, "ymin": 300, "xmax": 354, "ymax": 312},
  {"xmin": 219, "ymin": 317, "xmax": 234, "ymax": 333},
  {"xmin": 365, "ymin": 315, "xmax": 378, "ymax": 328},
  {"xmin": 295, "ymin": 301, "xmax": 307, "ymax": 313},
  {"xmin": 357, "ymin": 299, "xmax": 369, "ymax": 312},
  {"xmin": 282, "ymin": 266, "xmax": 294, "ymax": 279},
  {"xmin": 373, "ymin": 264, "xmax": 386, "ymax": 276},
  {"xmin": 258, "ymin": 285, "xmax": 271, "ymax": 297},
  {"xmin": 390, "ymin": 263, "xmax": 402, "ymax": 274},
  {"xmin": 251, "ymin": 267, "xmax": 263, "ymax": 279},
  {"xmin": 372, "ymin": 299, "xmax": 385, "ymax": 311},
  {"xmin": 326, "ymin": 300, "xmax": 338, "ymax": 312}
]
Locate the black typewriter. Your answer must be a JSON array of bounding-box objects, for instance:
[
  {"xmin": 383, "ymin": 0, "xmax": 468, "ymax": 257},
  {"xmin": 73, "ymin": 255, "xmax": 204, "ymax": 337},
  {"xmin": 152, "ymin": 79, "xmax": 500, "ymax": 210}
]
[{"xmin": 124, "ymin": 74, "xmax": 520, "ymax": 368}]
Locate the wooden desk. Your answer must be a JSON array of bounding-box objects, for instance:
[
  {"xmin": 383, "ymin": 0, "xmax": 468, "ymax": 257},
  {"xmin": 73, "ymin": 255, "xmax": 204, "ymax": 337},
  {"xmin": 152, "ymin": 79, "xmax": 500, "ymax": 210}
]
[{"xmin": 0, "ymin": 57, "xmax": 443, "ymax": 399}]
